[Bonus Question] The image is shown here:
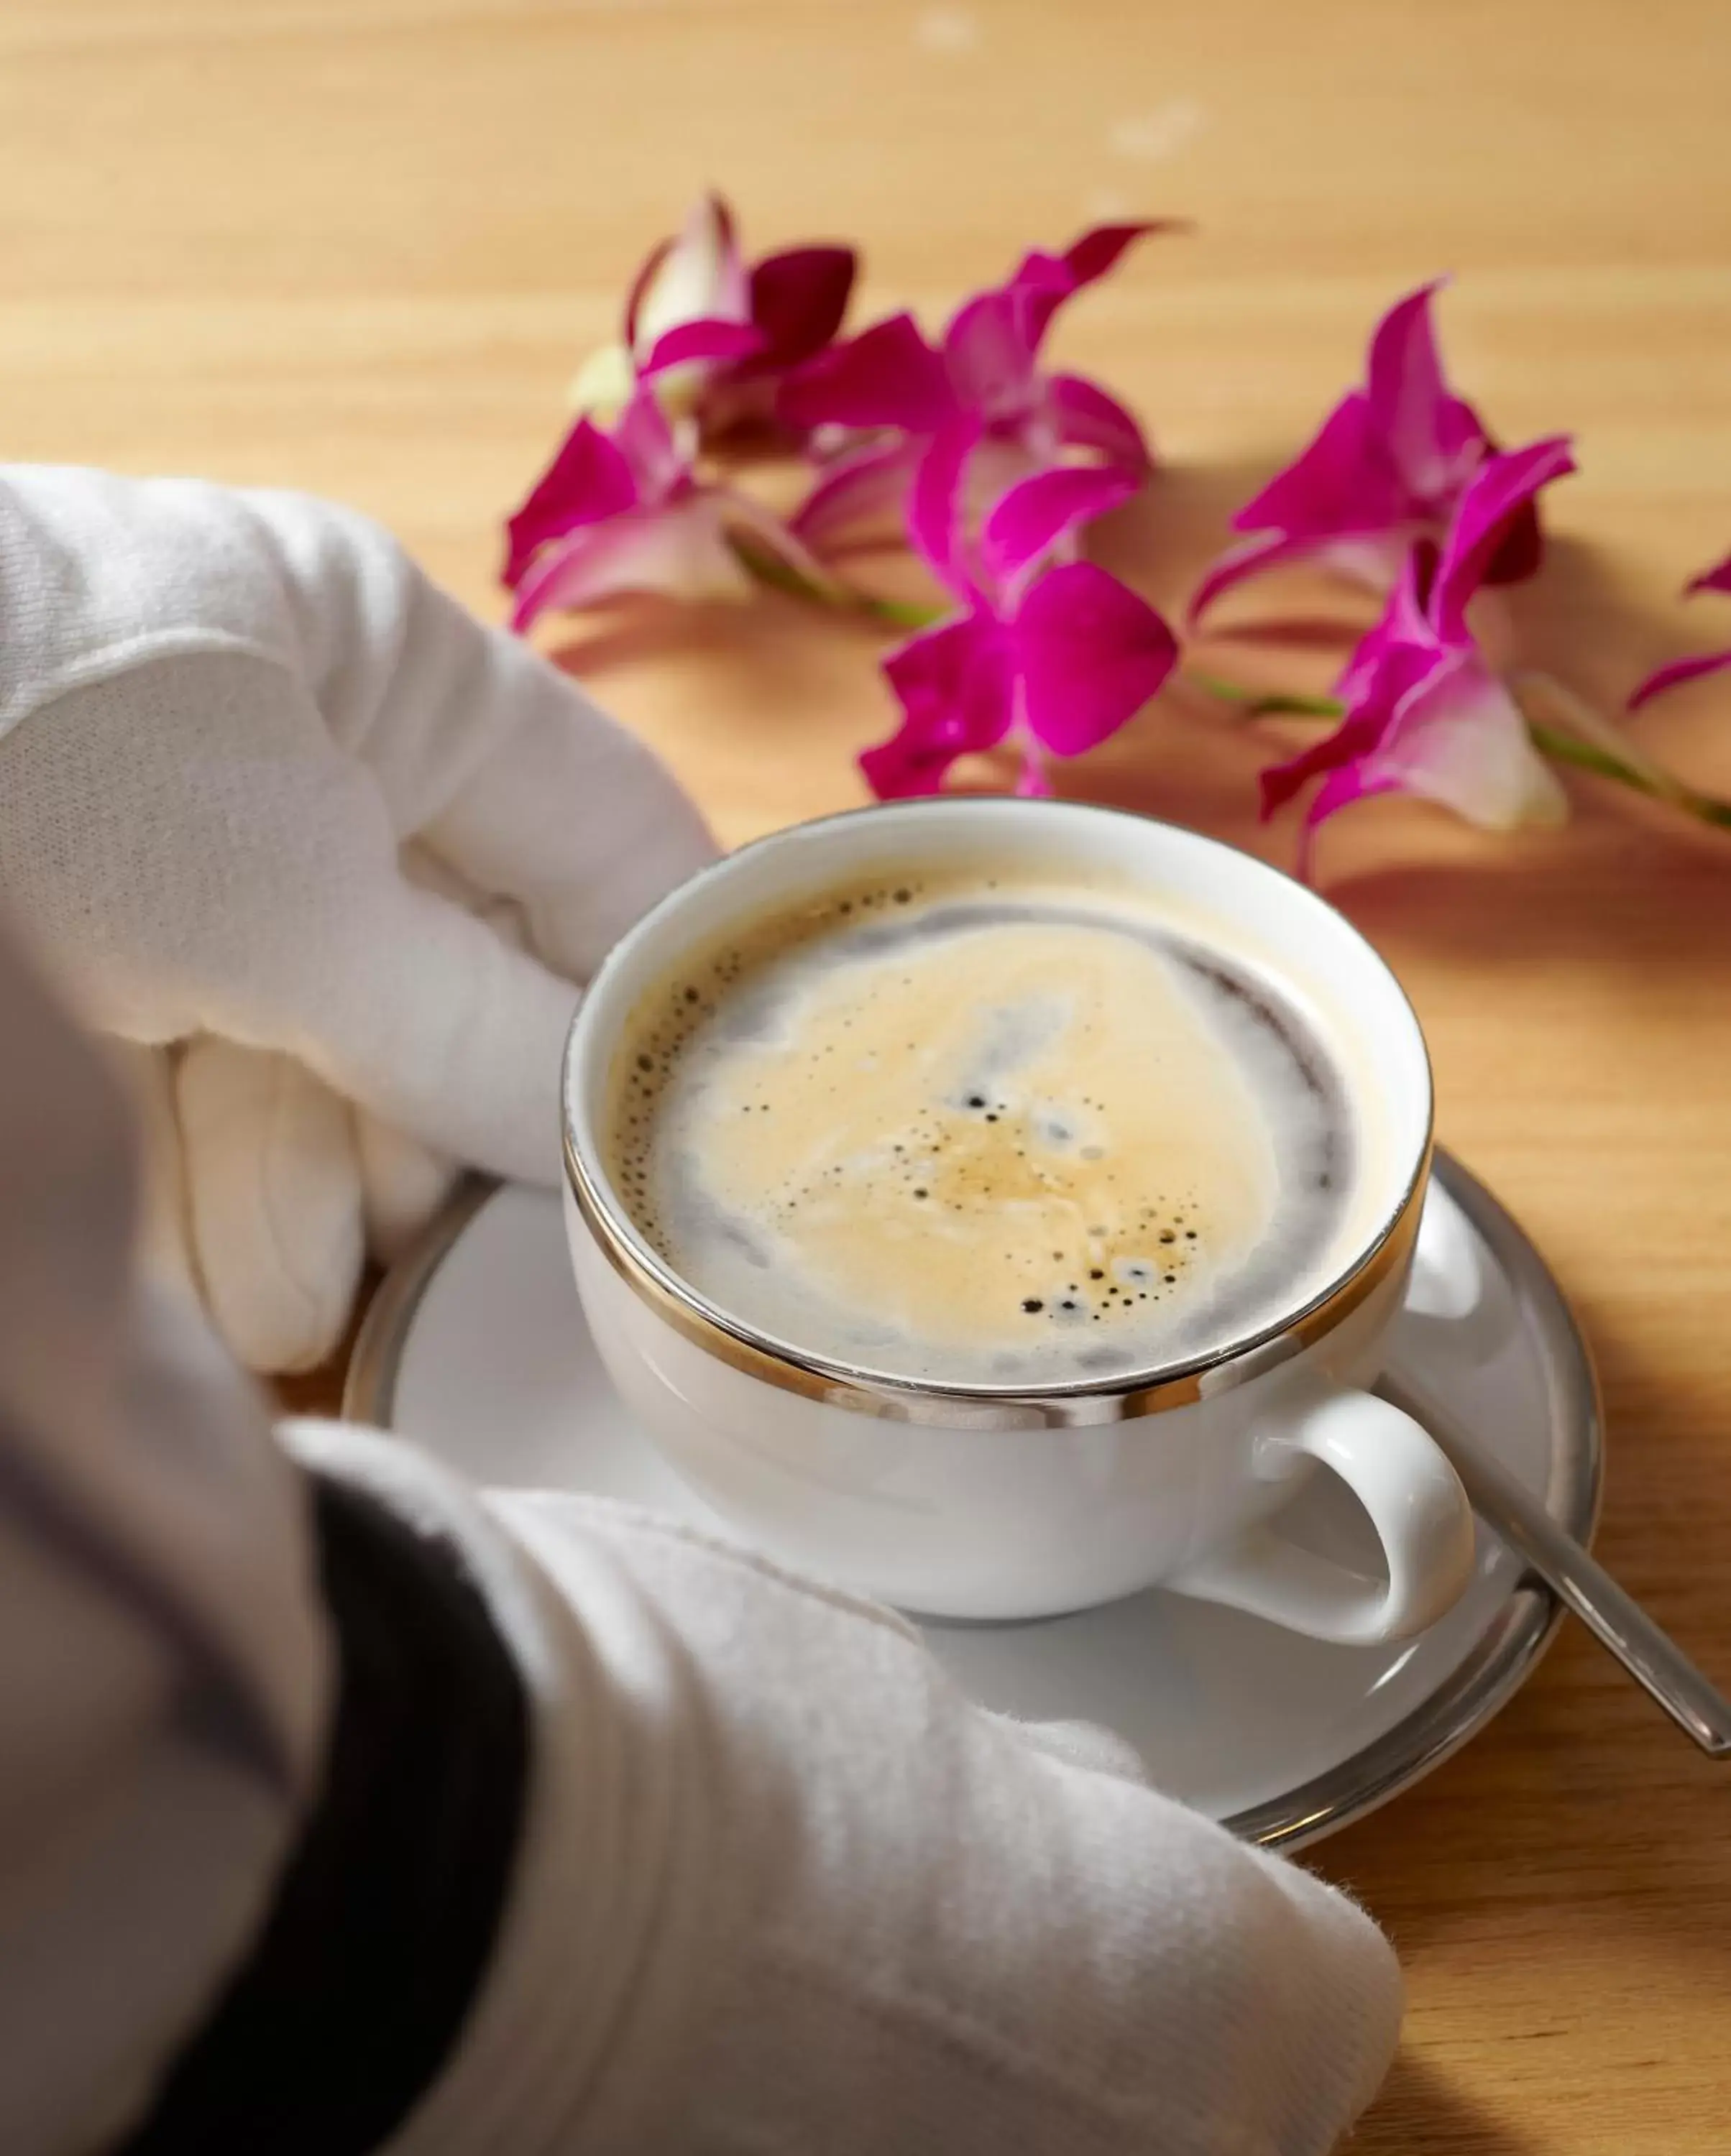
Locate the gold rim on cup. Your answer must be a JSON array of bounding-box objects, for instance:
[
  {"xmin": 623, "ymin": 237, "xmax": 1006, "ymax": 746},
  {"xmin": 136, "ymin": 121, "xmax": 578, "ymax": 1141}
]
[{"xmin": 561, "ymin": 804, "xmax": 1436, "ymax": 1430}]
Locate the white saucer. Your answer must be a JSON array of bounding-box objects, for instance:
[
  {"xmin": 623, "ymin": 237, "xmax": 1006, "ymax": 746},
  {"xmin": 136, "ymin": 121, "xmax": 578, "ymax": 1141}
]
[{"xmin": 346, "ymin": 1150, "xmax": 1600, "ymax": 1851}]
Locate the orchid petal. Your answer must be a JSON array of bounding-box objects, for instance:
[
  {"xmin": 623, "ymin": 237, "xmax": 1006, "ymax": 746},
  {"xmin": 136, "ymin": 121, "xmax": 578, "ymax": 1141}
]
[
  {"xmin": 1007, "ymin": 251, "xmax": 1078, "ymax": 354},
  {"xmin": 1377, "ymin": 653, "xmax": 1569, "ymax": 831},
  {"xmin": 863, "ymin": 612, "xmax": 1016, "ymax": 797},
  {"xmin": 1062, "ymin": 221, "xmax": 1167, "ymax": 291},
  {"xmin": 1259, "ymin": 711, "xmax": 1390, "ymax": 821},
  {"xmin": 907, "ymin": 418, "xmax": 986, "ymax": 598},
  {"xmin": 567, "ymin": 340, "xmax": 637, "ymax": 423},
  {"xmin": 1479, "ymin": 494, "xmax": 1543, "ymax": 586},
  {"xmin": 1433, "ymin": 392, "xmax": 1490, "ymax": 471},
  {"xmin": 1044, "ymin": 372, "xmax": 1153, "ymax": 474},
  {"xmin": 502, "ymin": 418, "xmax": 640, "ymax": 589},
  {"xmin": 1625, "ymin": 551, "xmax": 1731, "ymax": 704},
  {"xmin": 1318, "ymin": 530, "xmax": 1419, "ymax": 594},
  {"xmin": 1687, "ymin": 552, "xmax": 1731, "ymax": 599},
  {"xmin": 630, "ymin": 193, "xmax": 748, "ymax": 355},
  {"xmin": 980, "ymin": 464, "xmax": 1140, "ymax": 597},
  {"xmin": 1229, "ymin": 395, "xmax": 1397, "ymax": 538},
  {"xmin": 641, "ymin": 317, "xmax": 767, "ymax": 376},
  {"xmin": 622, "ymin": 236, "xmax": 675, "ymax": 354},
  {"xmin": 1015, "ymin": 747, "xmax": 1054, "ymax": 796},
  {"xmin": 744, "ymin": 244, "xmax": 857, "ymax": 371},
  {"xmin": 779, "ymin": 311, "xmax": 957, "ymax": 435},
  {"xmin": 960, "ymin": 435, "xmax": 1047, "ymax": 534},
  {"xmin": 1189, "ymin": 528, "xmax": 1344, "ymax": 622},
  {"xmin": 1365, "ymin": 280, "xmax": 1463, "ymax": 498},
  {"xmin": 1627, "ymin": 648, "xmax": 1731, "ymax": 710},
  {"xmin": 714, "ymin": 485, "xmax": 839, "ymax": 596},
  {"xmin": 510, "ymin": 500, "xmax": 751, "ymax": 630},
  {"xmin": 1009, "ymin": 247, "xmax": 1071, "ymax": 297},
  {"xmin": 1011, "ymin": 561, "xmax": 1177, "ymax": 756},
  {"xmin": 1211, "ymin": 282, "xmax": 1556, "ymax": 624},
  {"xmin": 943, "ymin": 288, "xmax": 1039, "ymax": 420},
  {"xmin": 613, "ymin": 384, "xmax": 691, "ymax": 505},
  {"xmin": 1334, "ymin": 541, "xmax": 1436, "ymax": 705},
  {"xmin": 789, "ymin": 438, "xmax": 922, "ymax": 552},
  {"xmin": 1012, "ymin": 221, "xmax": 1172, "ymax": 350},
  {"xmin": 1432, "ymin": 436, "xmax": 1574, "ymax": 639}
]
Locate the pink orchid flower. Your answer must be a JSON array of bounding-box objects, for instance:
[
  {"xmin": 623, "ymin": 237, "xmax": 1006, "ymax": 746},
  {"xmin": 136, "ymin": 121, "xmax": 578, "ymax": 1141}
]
[
  {"xmin": 782, "ymin": 223, "xmax": 1167, "ymax": 553},
  {"xmin": 1628, "ymin": 553, "xmax": 1731, "ymax": 709},
  {"xmin": 505, "ymin": 384, "xmax": 828, "ymax": 630},
  {"xmin": 570, "ymin": 191, "xmax": 856, "ymax": 440},
  {"xmin": 860, "ymin": 423, "xmax": 1177, "ymax": 798},
  {"xmin": 1259, "ymin": 437, "xmax": 1576, "ymax": 876},
  {"xmin": 1193, "ymin": 281, "xmax": 1548, "ymax": 622}
]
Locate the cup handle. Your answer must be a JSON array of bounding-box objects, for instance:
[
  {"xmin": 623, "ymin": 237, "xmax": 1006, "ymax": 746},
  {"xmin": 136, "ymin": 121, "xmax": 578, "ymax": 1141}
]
[{"xmin": 1170, "ymin": 1382, "xmax": 1477, "ymax": 1645}]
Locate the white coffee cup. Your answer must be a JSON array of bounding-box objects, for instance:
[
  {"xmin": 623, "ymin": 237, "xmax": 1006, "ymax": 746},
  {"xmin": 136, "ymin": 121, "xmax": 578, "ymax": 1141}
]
[{"xmin": 561, "ymin": 798, "xmax": 1475, "ymax": 1642}]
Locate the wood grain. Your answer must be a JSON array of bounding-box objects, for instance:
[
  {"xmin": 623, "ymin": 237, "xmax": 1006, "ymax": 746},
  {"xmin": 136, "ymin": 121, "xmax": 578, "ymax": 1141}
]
[{"xmin": 9, "ymin": 2, "xmax": 1731, "ymax": 2146}]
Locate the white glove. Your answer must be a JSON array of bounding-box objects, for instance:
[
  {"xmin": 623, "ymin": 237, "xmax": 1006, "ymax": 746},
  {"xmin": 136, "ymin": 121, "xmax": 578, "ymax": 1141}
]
[
  {"xmin": 0, "ymin": 464, "xmax": 715, "ymax": 1373},
  {"xmin": 290, "ymin": 1424, "xmax": 1405, "ymax": 2156}
]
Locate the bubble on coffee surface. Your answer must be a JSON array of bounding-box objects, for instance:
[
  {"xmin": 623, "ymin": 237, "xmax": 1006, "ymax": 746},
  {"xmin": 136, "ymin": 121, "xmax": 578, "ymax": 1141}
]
[{"xmin": 606, "ymin": 868, "xmax": 1354, "ymax": 1386}]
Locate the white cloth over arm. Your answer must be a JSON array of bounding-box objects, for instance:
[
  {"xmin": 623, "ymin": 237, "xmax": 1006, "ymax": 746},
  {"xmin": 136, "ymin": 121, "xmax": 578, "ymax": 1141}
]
[
  {"xmin": 0, "ymin": 921, "xmax": 333, "ymax": 2155},
  {"xmin": 0, "ymin": 895, "xmax": 1402, "ymax": 2156}
]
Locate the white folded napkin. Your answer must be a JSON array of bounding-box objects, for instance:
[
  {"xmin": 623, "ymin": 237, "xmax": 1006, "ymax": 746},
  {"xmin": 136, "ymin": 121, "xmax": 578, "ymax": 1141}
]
[{"xmin": 0, "ymin": 464, "xmax": 715, "ymax": 1370}]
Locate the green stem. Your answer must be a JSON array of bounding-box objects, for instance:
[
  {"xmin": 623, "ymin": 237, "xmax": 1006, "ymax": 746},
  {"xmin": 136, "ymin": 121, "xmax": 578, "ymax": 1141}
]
[
  {"xmin": 1184, "ymin": 671, "xmax": 1347, "ymax": 720},
  {"xmin": 848, "ymin": 590, "xmax": 950, "ymax": 632},
  {"xmin": 729, "ymin": 535, "xmax": 945, "ymax": 632},
  {"xmin": 1526, "ymin": 721, "xmax": 1731, "ymax": 830},
  {"xmin": 1191, "ymin": 665, "xmax": 1731, "ymax": 833}
]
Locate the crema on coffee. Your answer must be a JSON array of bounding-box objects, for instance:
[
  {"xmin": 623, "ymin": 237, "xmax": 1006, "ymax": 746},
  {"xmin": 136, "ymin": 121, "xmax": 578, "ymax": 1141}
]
[{"xmin": 604, "ymin": 866, "xmax": 1357, "ymax": 1386}]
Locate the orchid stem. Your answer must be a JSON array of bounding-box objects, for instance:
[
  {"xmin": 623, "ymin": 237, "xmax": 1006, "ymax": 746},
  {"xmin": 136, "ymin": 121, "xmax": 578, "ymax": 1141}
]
[
  {"xmin": 1184, "ymin": 671, "xmax": 1347, "ymax": 720},
  {"xmin": 1191, "ymin": 668, "xmax": 1731, "ymax": 835},
  {"xmin": 1525, "ymin": 722, "xmax": 1731, "ymax": 830},
  {"xmin": 729, "ymin": 536, "xmax": 945, "ymax": 632}
]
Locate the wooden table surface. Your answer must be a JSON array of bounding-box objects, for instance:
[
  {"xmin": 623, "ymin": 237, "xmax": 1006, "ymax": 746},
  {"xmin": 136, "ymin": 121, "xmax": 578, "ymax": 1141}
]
[{"xmin": 8, "ymin": 1, "xmax": 1730, "ymax": 2146}]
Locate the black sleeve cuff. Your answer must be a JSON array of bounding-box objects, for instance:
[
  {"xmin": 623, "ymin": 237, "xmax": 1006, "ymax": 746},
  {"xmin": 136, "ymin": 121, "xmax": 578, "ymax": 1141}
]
[{"xmin": 121, "ymin": 1466, "xmax": 530, "ymax": 2156}]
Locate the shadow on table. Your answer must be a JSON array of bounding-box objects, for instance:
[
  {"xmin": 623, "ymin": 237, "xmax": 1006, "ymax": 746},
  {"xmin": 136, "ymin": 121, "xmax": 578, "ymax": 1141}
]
[
  {"xmin": 1356, "ymin": 2053, "xmax": 1544, "ymax": 2156},
  {"xmin": 548, "ymin": 584, "xmax": 889, "ymax": 691}
]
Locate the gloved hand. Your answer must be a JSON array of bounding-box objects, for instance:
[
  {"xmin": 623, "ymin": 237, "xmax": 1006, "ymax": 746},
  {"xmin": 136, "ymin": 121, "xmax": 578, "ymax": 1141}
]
[
  {"xmin": 0, "ymin": 464, "xmax": 715, "ymax": 1373},
  {"xmin": 0, "ymin": 902, "xmax": 1402, "ymax": 2156},
  {"xmin": 283, "ymin": 1420, "xmax": 1403, "ymax": 2156}
]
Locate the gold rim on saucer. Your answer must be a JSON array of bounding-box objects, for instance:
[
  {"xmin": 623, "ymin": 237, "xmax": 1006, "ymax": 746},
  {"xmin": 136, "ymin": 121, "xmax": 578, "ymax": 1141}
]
[{"xmin": 344, "ymin": 1147, "xmax": 1602, "ymax": 1852}]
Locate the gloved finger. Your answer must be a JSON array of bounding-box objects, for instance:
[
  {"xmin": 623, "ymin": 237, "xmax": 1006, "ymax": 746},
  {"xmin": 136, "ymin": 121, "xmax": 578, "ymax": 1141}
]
[
  {"xmin": 177, "ymin": 1037, "xmax": 364, "ymax": 1374},
  {"xmin": 399, "ymin": 840, "xmax": 531, "ymax": 951},
  {"xmin": 274, "ymin": 813, "xmax": 578, "ymax": 1187},
  {"xmin": 372, "ymin": 578, "xmax": 717, "ymax": 982},
  {"xmin": 104, "ymin": 1038, "xmax": 202, "ymax": 1310},
  {"xmin": 348, "ymin": 847, "xmax": 500, "ymax": 1262},
  {"xmin": 354, "ymin": 1108, "xmax": 460, "ymax": 1265},
  {"xmin": 0, "ymin": 654, "xmax": 585, "ymax": 1186}
]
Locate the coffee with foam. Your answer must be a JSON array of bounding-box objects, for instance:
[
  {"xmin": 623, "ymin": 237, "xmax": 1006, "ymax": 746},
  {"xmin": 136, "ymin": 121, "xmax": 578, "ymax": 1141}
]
[{"xmin": 605, "ymin": 865, "xmax": 1358, "ymax": 1386}]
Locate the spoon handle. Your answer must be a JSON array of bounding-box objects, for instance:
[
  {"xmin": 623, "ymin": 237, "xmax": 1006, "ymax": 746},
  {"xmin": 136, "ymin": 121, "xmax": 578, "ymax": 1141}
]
[{"xmin": 1378, "ymin": 1373, "xmax": 1731, "ymax": 1759}]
